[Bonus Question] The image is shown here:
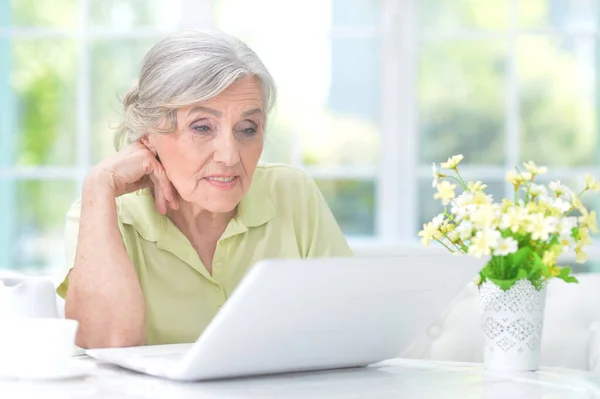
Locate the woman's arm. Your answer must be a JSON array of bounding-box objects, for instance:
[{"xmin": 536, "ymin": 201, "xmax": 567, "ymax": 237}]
[
  {"xmin": 65, "ymin": 177, "xmax": 145, "ymax": 348},
  {"xmin": 65, "ymin": 141, "xmax": 177, "ymax": 348}
]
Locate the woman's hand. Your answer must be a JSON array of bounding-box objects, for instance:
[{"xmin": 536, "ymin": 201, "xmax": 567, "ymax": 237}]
[{"xmin": 87, "ymin": 139, "xmax": 178, "ymax": 214}]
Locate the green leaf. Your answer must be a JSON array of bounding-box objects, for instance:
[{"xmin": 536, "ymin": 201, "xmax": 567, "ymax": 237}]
[
  {"xmin": 509, "ymin": 246, "xmax": 532, "ymax": 268},
  {"xmin": 558, "ymin": 267, "xmax": 579, "ymax": 284},
  {"xmin": 487, "ymin": 269, "xmax": 528, "ymax": 291}
]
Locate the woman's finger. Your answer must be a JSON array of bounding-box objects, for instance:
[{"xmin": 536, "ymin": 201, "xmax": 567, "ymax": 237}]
[
  {"xmin": 138, "ymin": 140, "xmax": 178, "ymax": 211},
  {"xmin": 152, "ymin": 159, "xmax": 178, "ymax": 210},
  {"xmin": 149, "ymin": 173, "xmax": 168, "ymax": 215}
]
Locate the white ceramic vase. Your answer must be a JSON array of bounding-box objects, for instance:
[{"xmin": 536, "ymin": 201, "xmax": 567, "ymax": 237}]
[{"xmin": 479, "ymin": 278, "xmax": 547, "ymax": 371}]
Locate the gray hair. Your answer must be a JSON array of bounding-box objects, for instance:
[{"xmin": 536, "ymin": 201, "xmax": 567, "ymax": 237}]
[{"xmin": 115, "ymin": 30, "xmax": 277, "ymax": 149}]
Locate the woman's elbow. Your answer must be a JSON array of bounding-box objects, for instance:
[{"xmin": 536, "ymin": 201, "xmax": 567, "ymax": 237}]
[{"xmin": 76, "ymin": 333, "xmax": 145, "ymax": 349}]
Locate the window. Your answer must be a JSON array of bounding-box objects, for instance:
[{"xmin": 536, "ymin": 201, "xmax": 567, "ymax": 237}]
[{"xmin": 1, "ymin": 0, "xmax": 598, "ymax": 274}]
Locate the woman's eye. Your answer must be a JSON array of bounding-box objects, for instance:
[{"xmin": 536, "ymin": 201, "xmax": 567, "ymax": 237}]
[
  {"xmin": 192, "ymin": 125, "xmax": 210, "ymax": 133},
  {"xmin": 241, "ymin": 127, "xmax": 257, "ymax": 135}
]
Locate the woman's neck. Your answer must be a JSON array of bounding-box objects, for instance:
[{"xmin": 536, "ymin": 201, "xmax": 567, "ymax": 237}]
[{"xmin": 166, "ymin": 199, "xmax": 237, "ymax": 241}]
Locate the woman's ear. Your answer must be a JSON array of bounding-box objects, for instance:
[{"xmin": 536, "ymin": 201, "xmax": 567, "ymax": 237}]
[{"xmin": 141, "ymin": 134, "xmax": 157, "ymax": 151}]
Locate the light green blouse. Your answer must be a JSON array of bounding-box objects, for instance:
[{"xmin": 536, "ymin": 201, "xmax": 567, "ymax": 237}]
[{"xmin": 57, "ymin": 164, "xmax": 353, "ymax": 345}]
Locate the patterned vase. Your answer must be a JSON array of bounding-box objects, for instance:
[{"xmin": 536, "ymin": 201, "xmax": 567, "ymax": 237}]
[{"xmin": 479, "ymin": 278, "xmax": 547, "ymax": 371}]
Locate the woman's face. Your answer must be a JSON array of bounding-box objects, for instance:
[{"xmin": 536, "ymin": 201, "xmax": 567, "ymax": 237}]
[{"xmin": 148, "ymin": 76, "xmax": 265, "ymax": 213}]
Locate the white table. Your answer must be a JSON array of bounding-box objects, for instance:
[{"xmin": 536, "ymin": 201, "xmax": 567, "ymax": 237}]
[{"xmin": 2, "ymin": 357, "xmax": 600, "ymax": 398}]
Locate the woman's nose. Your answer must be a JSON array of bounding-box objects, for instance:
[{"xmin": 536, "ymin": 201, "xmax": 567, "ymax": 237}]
[{"xmin": 212, "ymin": 130, "xmax": 240, "ymax": 166}]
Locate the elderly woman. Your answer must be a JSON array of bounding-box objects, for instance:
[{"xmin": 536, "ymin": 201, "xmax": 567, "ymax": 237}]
[{"xmin": 57, "ymin": 30, "xmax": 353, "ymax": 349}]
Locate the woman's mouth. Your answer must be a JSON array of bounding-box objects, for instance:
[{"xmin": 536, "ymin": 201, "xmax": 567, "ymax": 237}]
[{"xmin": 204, "ymin": 176, "xmax": 239, "ymax": 190}]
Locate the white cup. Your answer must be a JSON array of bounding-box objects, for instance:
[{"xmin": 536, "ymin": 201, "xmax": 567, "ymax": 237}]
[{"xmin": 0, "ymin": 318, "xmax": 79, "ymax": 377}]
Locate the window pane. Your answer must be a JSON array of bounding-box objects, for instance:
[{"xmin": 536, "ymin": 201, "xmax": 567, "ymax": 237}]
[
  {"xmin": 417, "ymin": 178, "xmax": 506, "ymax": 238},
  {"xmin": 6, "ymin": 0, "xmax": 77, "ymax": 27},
  {"xmin": 331, "ymin": 0, "xmax": 381, "ymax": 27},
  {"xmin": 11, "ymin": 39, "xmax": 77, "ymax": 166},
  {"xmin": 518, "ymin": 36, "xmax": 596, "ymax": 166},
  {"xmin": 89, "ymin": 0, "xmax": 183, "ymax": 28},
  {"xmin": 420, "ymin": 0, "xmax": 510, "ymax": 32},
  {"xmin": 3, "ymin": 180, "xmax": 77, "ymax": 271},
  {"xmin": 302, "ymin": 36, "xmax": 380, "ymax": 167},
  {"xmin": 215, "ymin": 1, "xmax": 380, "ymax": 168},
  {"xmin": 419, "ymin": 42, "xmax": 507, "ymax": 166},
  {"xmin": 519, "ymin": 0, "xmax": 596, "ymax": 32},
  {"xmin": 91, "ymin": 39, "xmax": 156, "ymax": 163},
  {"xmin": 316, "ymin": 179, "xmax": 375, "ymax": 236},
  {"xmin": 215, "ymin": 0, "xmax": 331, "ymax": 35}
]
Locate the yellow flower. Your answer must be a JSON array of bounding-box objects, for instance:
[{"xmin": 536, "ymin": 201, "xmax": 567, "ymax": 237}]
[
  {"xmin": 571, "ymin": 195, "xmax": 585, "ymax": 213},
  {"xmin": 500, "ymin": 199, "xmax": 515, "ymax": 213},
  {"xmin": 440, "ymin": 154, "xmax": 464, "ymax": 169},
  {"xmin": 575, "ymin": 246, "xmax": 588, "ymax": 263},
  {"xmin": 548, "ymin": 265, "xmax": 561, "ymax": 277},
  {"xmin": 542, "ymin": 250, "xmax": 557, "ymax": 267},
  {"xmin": 418, "ymin": 222, "xmax": 442, "ymax": 246},
  {"xmin": 506, "ymin": 171, "xmax": 532, "ymax": 186},
  {"xmin": 470, "ymin": 205, "xmax": 500, "ymax": 230},
  {"xmin": 500, "ymin": 207, "xmax": 528, "ymax": 233},
  {"xmin": 578, "ymin": 227, "xmax": 593, "ymax": 246},
  {"xmin": 579, "ymin": 209, "xmax": 598, "ymax": 234},
  {"xmin": 431, "ymin": 163, "xmax": 446, "ymax": 188},
  {"xmin": 585, "ymin": 174, "xmax": 600, "ymax": 192},
  {"xmin": 523, "ymin": 161, "xmax": 548, "ymax": 176},
  {"xmin": 468, "ymin": 181, "xmax": 487, "ymax": 192},
  {"xmin": 471, "ymin": 191, "xmax": 493, "ymax": 205},
  {"xmin": 434, "ymin": 181, "xmax": 456, "ymax": 206}
]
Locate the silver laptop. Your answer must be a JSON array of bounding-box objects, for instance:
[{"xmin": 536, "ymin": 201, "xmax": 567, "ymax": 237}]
[{"xmin": 86, "ymin": 254, "xmax": 483, "ymax": 381}]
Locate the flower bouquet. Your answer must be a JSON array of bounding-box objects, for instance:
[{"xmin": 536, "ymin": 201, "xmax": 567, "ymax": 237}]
[{"xmin": 419, "ymin": 154, "xmax": 599, "ymax": 370}]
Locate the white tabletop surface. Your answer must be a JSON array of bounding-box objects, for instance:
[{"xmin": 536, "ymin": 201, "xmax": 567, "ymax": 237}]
[{"xmin": 2, "ymin": 357, "xmax": 600, "ymax": 399}]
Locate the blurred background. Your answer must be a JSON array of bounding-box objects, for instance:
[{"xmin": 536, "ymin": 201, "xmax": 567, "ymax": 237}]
[{"xmin": 0, "ymin": 0, "xmax": 599, "ymax": 276}]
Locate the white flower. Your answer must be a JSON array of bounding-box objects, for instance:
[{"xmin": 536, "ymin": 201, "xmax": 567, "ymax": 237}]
[
  {"xmin": 456, "ymin": 221, "xmax": 474, "ymax": 241},
  {"xmin": 557, "ymin": 217, "xmax": 577, "ymax": 240},
  {"xmin": 431, "ymin": 214, "xmax": 445, "ymax": 229},
  {"xmin": 549, "ymin": 198, "xmax": 572, "ymax": 213},
  {"xmin": 559, "ymin": 235, "xmax": 576, "ymax": 249},
  {"xmin": 468, "ymin": 229, "xmax": 501, "ymax": 258},
  {"xmin": 493, "ymin": 237, "xmax": 519, "ymax": 256},
  {"xmin": 450, "ymin": 192, "xmax": 473, "ymax": 216},
  {"xmin": 451, "ymin": 205, "xmax": 475, "ymax": 222},
  {"xmin": 549, "ymin": 181, "xmax": 572, "ymax": 200},
  {"xmin": 527, "ymin": 213, "xmax": 556, "ymax": 241},
  {"xmin": 524, "ymin": 184, "xmax": 548, "ymax": 198},
  {"xmin": 447, "ymin": 229, "xmax": 461, "ymax": 243}
]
